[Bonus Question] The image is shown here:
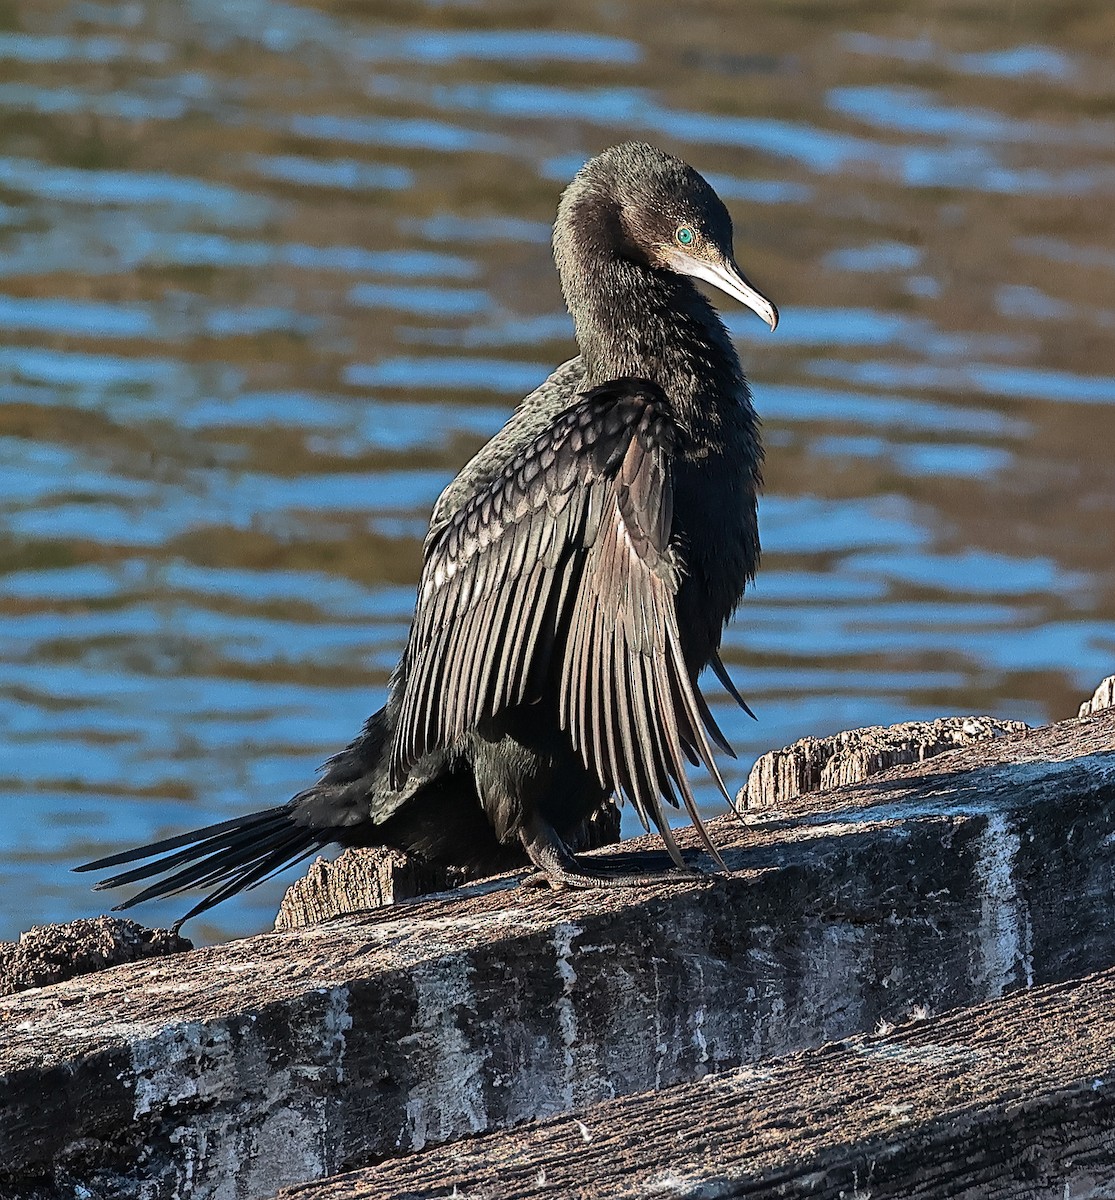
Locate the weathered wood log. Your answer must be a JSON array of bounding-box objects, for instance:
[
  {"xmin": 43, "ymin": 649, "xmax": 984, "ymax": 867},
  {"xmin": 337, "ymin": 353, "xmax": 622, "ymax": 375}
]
[
  {"xmin": 740, "ymin": 715, "xmax": 1029, "ymax": 810},
  {"xmin": 274, "ymin": 801, "xmax": 621, "ymax": 931},
  {"xmin": 281, "ymin": 963, "xmax": 1115, "ymax": 1200},
  {"xmin": 1080, "ymin": 673, "xmax": 1115, "ymax": 718},
  {"xmin": 0, "ymin": 712, "xmax": 1112, "ymax": 1200},
  {"xmin": 0, "ymin": 917, "xmax": 191, "ymax": 998}
]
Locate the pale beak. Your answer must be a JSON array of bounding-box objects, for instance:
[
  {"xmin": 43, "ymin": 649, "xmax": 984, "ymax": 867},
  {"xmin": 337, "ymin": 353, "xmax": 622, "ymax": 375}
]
[{"xmin": 667, "ymin": 250, "xmax": 779, "ymax": 331}]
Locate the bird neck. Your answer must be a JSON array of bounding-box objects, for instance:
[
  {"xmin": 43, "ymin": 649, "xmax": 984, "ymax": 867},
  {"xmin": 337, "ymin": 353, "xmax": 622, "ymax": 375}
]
[{"xmin": 554, "ymin": 217, "xmax": 750, "ymax": 445}]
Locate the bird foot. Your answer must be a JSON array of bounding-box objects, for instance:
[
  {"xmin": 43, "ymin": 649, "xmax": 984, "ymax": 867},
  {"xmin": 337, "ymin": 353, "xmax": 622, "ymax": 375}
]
[
  {"xmin": 521, "ymin": 863, "xmax": 699, "ymax": 891},
  {"xmin": 518, "ymin": 819, "xmax": 707, "ymax": 891}
]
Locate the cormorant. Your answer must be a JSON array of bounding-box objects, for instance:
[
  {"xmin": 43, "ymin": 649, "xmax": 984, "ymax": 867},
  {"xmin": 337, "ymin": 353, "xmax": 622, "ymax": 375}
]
[{"xmin": 76, "ymin": 142, "xmax": 778, "ymax": 924}]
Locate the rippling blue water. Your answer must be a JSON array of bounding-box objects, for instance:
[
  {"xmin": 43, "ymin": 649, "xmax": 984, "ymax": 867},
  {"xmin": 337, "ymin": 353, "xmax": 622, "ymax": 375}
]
[{"xmin": 1, "ymin": 0, "xmax": 1112, "ymax": 941}]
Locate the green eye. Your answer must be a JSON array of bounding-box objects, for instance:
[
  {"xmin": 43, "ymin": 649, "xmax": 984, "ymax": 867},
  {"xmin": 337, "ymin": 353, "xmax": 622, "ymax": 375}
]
[{"xmin": 675, "ymin": 225, "xmax": 695, "ymax": 247}]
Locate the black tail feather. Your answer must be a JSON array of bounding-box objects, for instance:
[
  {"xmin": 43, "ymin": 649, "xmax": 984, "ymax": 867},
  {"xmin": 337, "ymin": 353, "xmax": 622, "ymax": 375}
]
[
  {"xmin": 109, "ymin": 826, "xmax": 302, "ymax": 906},
  {"xmin": 75, "ymin": 805, "xmax": 327, "ymax": 927},
  {"xmin": 73, "ymin": 810, "xmax": 281, "ymax": 874},
  {"xmin": 74, "ymin": 706, "xmax": 400, "ymax": 926},
  {"xmin": 86, "ymin": 815, "xmax": 292, "ymax": 891}
]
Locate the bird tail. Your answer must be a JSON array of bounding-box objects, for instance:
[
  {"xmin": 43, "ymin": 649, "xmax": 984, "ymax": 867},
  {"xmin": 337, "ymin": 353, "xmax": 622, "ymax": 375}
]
[
  {"xmin": 74, "ymin": 805, "xmax": 330, "ymax": 928},
  {"xmin": 75, "ymin": 706, "xmax": 396, "ymax": 927}
]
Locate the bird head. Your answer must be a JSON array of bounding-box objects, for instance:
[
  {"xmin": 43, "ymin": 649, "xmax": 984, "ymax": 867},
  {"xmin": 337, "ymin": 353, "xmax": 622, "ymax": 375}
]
[{"xmin": 560, "ymin": 142, "xmax": 779, "ymax": 332}]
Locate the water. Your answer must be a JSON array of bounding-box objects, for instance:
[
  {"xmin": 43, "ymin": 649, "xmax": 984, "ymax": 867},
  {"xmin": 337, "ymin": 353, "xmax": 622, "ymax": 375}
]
[{"xmin": 1, "ymin": 0, "xmax": 1112, "ymax": 943}]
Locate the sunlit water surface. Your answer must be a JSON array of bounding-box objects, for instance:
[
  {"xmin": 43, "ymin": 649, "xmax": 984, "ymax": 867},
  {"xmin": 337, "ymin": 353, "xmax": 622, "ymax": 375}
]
[{"xmin": 1, "ymin": 0, "xmax": 1112, "ymax": 941}]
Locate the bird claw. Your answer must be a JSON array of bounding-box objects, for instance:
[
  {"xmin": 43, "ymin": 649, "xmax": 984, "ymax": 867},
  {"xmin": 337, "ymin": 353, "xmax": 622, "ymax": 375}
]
[{"xmin": 522, "ymin": 869, "xmax": 567, "ymax": 891}]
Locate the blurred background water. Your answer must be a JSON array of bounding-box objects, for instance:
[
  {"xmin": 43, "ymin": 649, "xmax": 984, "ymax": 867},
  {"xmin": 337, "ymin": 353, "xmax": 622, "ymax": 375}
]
[{"xmin": 1, "ymin": 0, "xmax": 1112, "ymax": 942}]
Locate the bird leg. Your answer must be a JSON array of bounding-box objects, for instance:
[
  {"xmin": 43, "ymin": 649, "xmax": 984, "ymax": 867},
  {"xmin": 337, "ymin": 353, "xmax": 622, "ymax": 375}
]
[{"xmin": 518, "ymin": 816, "xmax": 702, "ymax": 890}]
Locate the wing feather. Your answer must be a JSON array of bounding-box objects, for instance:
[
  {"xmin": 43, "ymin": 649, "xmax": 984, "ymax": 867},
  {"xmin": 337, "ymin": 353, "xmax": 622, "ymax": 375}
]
[
  {"xmin": 631, "ymin": 654, "xmax": 669, "ymax": 829},
  {"xmin": 511, "ymin": 560, "xmax": 553, "ymax": 706},
  {"xmin": 390, "ymin": 381, "xmax": 739, "ymax": 865}
]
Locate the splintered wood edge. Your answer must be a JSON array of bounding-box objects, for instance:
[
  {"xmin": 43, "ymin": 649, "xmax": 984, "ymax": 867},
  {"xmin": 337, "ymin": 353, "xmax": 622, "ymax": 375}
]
[
  {"xmin": 741, "ymin": 715, "xmax": 1031, "ymax": 810},
  {"xmin": 1080, "ymin": 674, "xmax": 1115, "ymax": 718}
]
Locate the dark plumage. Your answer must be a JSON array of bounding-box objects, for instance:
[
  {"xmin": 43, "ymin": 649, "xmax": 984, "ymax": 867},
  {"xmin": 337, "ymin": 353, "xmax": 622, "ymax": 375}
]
[{"xmin": 76, "ymin": 142, "xmax": 778, "ymax": 924}]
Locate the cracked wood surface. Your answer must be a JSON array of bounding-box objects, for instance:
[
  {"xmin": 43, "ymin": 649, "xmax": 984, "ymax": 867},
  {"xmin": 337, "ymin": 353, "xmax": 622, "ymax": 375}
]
[{"xmin": 0, "ymin": 712, "xmax": 1112, "ymax": 1199}]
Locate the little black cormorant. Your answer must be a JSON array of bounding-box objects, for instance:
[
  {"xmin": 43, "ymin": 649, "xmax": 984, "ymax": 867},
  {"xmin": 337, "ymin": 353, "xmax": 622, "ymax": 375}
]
[{"xmin": 76, "ymin": 142, "xmax": 779, "ymax": 924}]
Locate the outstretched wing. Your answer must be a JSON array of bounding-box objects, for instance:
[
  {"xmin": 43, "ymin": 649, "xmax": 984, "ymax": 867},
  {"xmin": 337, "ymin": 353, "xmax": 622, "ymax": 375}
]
[{"xmin": 391, "ymin": 379, "xmax": 735, "ymax": 865}]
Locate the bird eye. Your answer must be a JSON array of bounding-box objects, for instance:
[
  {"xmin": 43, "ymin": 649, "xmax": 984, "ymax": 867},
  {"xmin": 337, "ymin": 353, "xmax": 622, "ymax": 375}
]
[{"xmin": 675, "ymin": 225, "xmax": 696, "ymax": 247}]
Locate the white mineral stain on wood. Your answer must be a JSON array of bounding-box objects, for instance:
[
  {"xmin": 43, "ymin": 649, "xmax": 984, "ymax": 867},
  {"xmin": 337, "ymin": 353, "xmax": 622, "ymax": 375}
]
[
  {"xmin": 798, "ymin": 922, "xmax": 870, "ymax": 1041},
  {"xmin": 130, "ymin": 986, "xmax": 352, "ymax": 1198},
  {"xmin": 132, "ymin": 1021, "xmax": 233, "ymax": 1117},
  {"xmin": 690, "ymin": 962, "xmax": 709, "ymax": 1067},
  {"xmin": 317, "ymin": 986, "xmax": 352, "ymax": 1084},
  {"xmin": 165, "ymin": 1085, "xmax": 330, "ymax": 1200},
  {"xmin": 553, "ymin": 921, "xmax": 581, "ymax": 1109},
  {"xmin": 401, "ymin": 955, "xmax": 489, "ymax": 1151},
  {"xmin": 975, "ymin": 813, "xmax": 1031, "ymax": 997}
]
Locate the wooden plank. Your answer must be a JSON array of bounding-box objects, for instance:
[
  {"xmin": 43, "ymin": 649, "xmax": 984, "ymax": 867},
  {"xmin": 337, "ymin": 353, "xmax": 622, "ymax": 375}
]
[
  {"xmin": 0, "ymin": 712, "xmax": 1112, "ymax": 1199},
  {"xmin": 285, "ymin": 964, "xmax": 1115, "ymax": 1200}
]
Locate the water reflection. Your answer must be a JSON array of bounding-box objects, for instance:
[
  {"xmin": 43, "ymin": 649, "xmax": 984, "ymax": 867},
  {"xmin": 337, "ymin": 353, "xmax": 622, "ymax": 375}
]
[
  {"xmin": 1, "ymin": 0, "xmax": 1112, "ymax": 941},
  {"xmin": 843, "ymin": 33, "xmax": 1078, "ymax": 83}
]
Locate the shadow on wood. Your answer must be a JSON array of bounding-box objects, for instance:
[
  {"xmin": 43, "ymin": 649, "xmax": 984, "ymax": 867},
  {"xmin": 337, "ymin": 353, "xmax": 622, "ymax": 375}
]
[{"xmin": 283, "ymin": 963, "xmax": 1115, "ymax": 1200}]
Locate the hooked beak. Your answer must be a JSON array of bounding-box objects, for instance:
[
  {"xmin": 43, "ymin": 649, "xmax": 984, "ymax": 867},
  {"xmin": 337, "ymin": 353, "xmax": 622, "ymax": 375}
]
[{"xmin": 668, "ymin": 251, "xmax": 779, "ymax": 331}]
